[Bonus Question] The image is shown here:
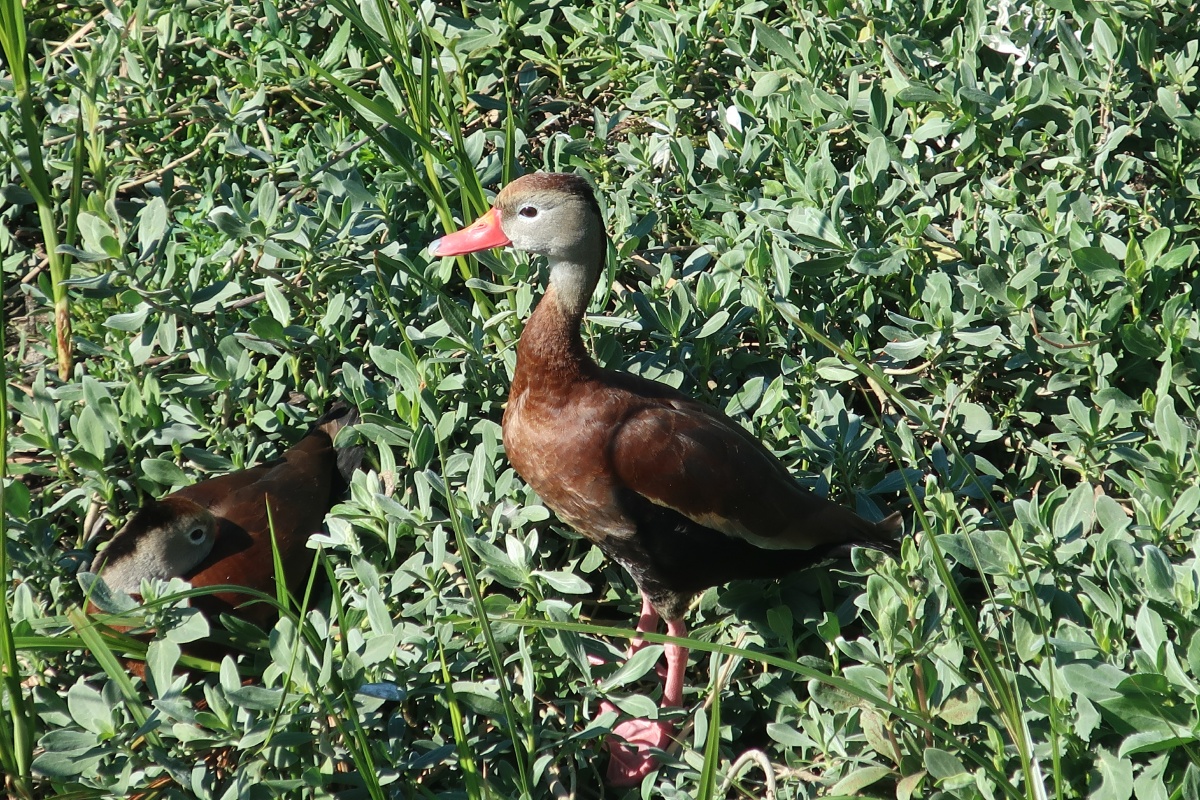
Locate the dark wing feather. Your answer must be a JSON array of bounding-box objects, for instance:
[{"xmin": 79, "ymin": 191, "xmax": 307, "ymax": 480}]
[
  {"xmin": 180, "ymin": 431, "xmax": 337, "ymax": 541},
  {"xmin": 608, "ymin": 393, "xmax": 894, "ymax": 552}
]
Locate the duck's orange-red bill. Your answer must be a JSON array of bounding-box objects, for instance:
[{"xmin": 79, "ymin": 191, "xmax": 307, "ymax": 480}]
[{"xmin": 428, "ymin": 208, "xmax": 511, "ymax": 257}]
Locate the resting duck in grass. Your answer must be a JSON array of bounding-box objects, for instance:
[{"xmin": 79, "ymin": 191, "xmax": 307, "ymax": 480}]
[
  {"xmin": 91, "ymin": 405, "xmax": 360, "ymax": 636},
  {"xmin": 429, "ymin": 172, "xmax": 902, "ymax": 786}
]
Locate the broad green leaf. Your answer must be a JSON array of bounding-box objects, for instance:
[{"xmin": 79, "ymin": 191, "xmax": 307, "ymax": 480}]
[
  {"xmin": 437, "ymin": 295, "xmax": 473, "ymax": 342},
  {"xmin": 532, "ymin": 570, "xmax": 591, "ymax": 595},
  {"xmin": 1092, "ymin": 19, "xmax": 1119, "ymax": 63},
  {"xmin": 924, "ymin": 748, "xmax": 966, "ymax": 779},
  {"xmin": 766, "ymin": 722, "xmax": 808, "ymax": 747},
  {"xmin": 849, "ymin": 246, "xmax": 904, "ymax": 275},
  {"xmin": 750, "ymin": 20, "xmax": 802, "ymax": 69},
  {"xmin": 865, "ymin": 137, "xmax": 890, "ymax": 182},
  {"xmin": 897, "ymin": 85, "xmax": 945, "ymax": 104},
  {"xmin": 67, "ymin": 683, "xmax": 113, "ymax": 737},
  {"xmin": 263, "ymin": 280, "xmax": 292, "ymax": 325},
  {"xmin": 831, "ymin": 765, "xmax": 892, "ymax": 795},
  {"xmin": 1063, "ymin": 661, "xmax": 1128, "ymax": 700},
  {"xmin": 140, "ymin": 458, "xmax": 189, "ymax": 486},
  {"xmin": 1141, "ymin": 547, "xmax": 1175, "ymax": 602},
  {"xmin": 1153, "ymin": 396, "xmax": 1188, "ymax": 457},
  {"xmin": 597, "ymin": 645, "xmax": 666, "ymax": 691},
  {"xmin": 1074, "ymin": 246, "xmax": 1124, "ymax": 284}
]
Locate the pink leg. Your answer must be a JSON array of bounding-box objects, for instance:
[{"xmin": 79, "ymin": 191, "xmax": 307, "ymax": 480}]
[
  {"xmin": 661, "ymin": 618, "xmax": 688, "ymax": 708},
  {"xmin": 587, "ymin": 594, "xmax": 660, "ymax": 669},
  {"xmin": 628, "ymin": 594, "xmax": 660, "ymax": 655},
  {"xmin": 629, "ymin": 594, "xmax": 668, "ymax": 681},
  {"xmin": 604, "ymin": 598, "xmax": 689, "ymax": 787}
]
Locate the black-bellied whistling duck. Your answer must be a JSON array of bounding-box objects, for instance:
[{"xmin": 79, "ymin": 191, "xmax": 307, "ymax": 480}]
[
  {"xmin": 91, "ymin": 405, "xmax": 361, "ymax": 639},
  {"xmin": 429, "ymin": 173, "xmax": 902, "ymax": 786}
]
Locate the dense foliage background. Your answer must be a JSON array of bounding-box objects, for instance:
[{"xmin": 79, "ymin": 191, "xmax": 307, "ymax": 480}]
[{"xmin": 3, "ymin": 0, "xmax": 1199, "ymax": 797}]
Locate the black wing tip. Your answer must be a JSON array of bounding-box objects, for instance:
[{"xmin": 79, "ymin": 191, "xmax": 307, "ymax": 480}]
[
  {"xmin": 826, "ymin": 511, "xmax": 904, "ymax": 560},
  {"xmin": 878, "ymin": 510, "xmax": 904, "ymax": 537},
  {"xmin": 865, "ymin": 511, "xmax": 905, "ymax": 557},
  {"xmin": 312, "ymin": 402, "xmax": 364, "ymax": 485},
  {"xmin": 313, "ymin": 401, "xmax": 359, "ymax": 432}
]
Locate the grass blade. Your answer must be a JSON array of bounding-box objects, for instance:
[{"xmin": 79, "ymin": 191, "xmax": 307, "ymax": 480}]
[
  {"xmin": 695, "ymin": 672, "xmax": 722, "ymax": 800},
  {"xmin": 0, "ymin": 172, "xmax": 35, "ymax": 797},
  {"xmin": 439, "ymin": 640, "xmax": 484, "ymax": 800},
  {"xmin": 0, "ymin": 0, "xmax": 73, "ymax": 378}
]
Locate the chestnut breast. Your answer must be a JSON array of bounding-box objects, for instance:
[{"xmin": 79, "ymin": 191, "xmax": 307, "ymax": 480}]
[{"xmin": 503, "ymin": 374, "xmax": 639, "ymax": 543}]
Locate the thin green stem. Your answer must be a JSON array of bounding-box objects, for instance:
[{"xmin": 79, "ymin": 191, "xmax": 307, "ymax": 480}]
[
  {"xmin": 434, "ymin": 433, "xmax": 534, "ymax": 799},
  {"xmin": 0, "ymin": 162, "xmax": 35, "ymax": 798},
  {"xmin": 439, "ymin": 640, "xmax": 484, "ymax": 800},
  {"xmin": 0, "ymin": 0, "xmax": 72, "ymax": 379}
]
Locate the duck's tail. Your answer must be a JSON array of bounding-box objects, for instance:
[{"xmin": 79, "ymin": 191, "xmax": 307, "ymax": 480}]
[
  {"xmin": 313, "ymin": 402, "xmax": 363, "ymax": 487},
  {"xmin": 819, "ymin": 508, "xmax": 904, "ymax": 560},
  {"xmin": 861, "ymin": 510, "xmax": 904, "ymax": 557}
]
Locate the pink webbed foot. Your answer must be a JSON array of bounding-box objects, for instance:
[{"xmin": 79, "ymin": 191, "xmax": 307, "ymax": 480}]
[{"xmin": 601, "ymin": 700, "xmax": 675, "ymax": 786}]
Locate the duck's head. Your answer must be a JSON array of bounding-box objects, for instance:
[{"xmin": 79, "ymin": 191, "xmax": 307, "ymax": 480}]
[
  {"xmin": 92, "ymin": 495, "xmax": 219, "ymax": 595},
  {"xmin": 429, "ymin": 173, "xmax": 606, "ymax": 266}
]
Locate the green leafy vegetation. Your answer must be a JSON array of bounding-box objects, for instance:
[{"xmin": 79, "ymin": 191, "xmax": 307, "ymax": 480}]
[{"xmin": 3, "ymin": 0, "xmax": 1199, "ymax": 797}]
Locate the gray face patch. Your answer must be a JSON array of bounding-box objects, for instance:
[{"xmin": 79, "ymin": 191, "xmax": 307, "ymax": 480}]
[{"xmin": 94, "ymin": 508, "xmax": 217, "ymax": 595}]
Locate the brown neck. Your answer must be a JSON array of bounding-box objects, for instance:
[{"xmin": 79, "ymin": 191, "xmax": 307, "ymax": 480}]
[{"xmin": 511, "ymin": 285, "xmax": 596, "ymax": 395}]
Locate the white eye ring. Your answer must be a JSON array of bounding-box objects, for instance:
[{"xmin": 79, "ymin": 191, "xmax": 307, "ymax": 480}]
[{"xmin": 187, "ymin": 527, "xmax": 207, "ymax": 544}]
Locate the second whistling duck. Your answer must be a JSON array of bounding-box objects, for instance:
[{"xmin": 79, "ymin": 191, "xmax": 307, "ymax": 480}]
[
  {"xmin": 91, "ymin": 405, "xmax": 361, "ymax": 644},
  {"xmin": 429, "ymin": 173, "xmax": 902, "ymax": 786}
]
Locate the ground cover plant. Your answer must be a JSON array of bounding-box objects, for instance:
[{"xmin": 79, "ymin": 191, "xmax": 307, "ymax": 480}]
[{"xmin": 2, "ymin": 0, "xmax": 1199, "ymax": 797}]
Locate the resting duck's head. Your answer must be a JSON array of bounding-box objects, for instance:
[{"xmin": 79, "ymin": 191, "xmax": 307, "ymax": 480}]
[{"xmin": 92, "ymin": 496, "xmax": 218, "ymax": 595}]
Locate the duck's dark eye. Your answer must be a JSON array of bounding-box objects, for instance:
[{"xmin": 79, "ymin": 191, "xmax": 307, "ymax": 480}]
[
  {"xmin": 518, "ymin": 206, "xmax": 538, "ymax": 218},
  {"xmin": 187, "ymin": 527, "xmax": 207, "ymax": 543}
]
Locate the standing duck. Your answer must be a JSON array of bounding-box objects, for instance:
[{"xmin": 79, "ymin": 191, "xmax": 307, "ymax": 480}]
[
  {"xmin": 91, "ymin": 405, "xmax": 361, "ymax": 639},
  {"xmin": 429, "ymin": 173, "xmax": 901, "ymax": 785}
]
